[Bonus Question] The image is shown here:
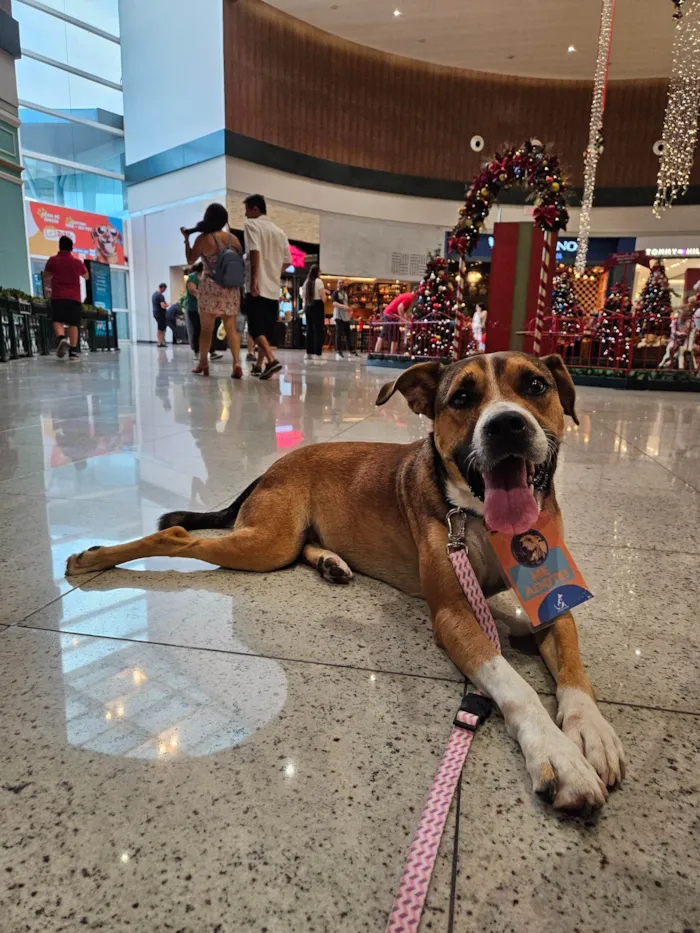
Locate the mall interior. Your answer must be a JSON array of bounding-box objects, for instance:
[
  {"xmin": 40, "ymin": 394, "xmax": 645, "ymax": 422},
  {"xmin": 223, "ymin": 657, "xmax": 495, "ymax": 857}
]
[{"xmin": 0, "ymin": 1, "xmax": 699, "ymax": 931}]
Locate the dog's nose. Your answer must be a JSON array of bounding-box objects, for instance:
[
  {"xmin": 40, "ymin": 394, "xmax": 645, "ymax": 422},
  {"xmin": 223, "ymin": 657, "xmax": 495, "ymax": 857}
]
[{"xmin": 485, "ymin": 412, "xmax": 527, "ymax": 439}]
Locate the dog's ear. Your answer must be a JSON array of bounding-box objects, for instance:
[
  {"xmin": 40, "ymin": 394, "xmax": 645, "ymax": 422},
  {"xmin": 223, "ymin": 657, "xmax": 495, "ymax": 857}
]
[
  {"xmin": 375, "ymin": 361, "xmax": 443, "ymax": 419},
  {"xmin": 541, "ymin": 354, "xmax": 579, "ymax": 425}
]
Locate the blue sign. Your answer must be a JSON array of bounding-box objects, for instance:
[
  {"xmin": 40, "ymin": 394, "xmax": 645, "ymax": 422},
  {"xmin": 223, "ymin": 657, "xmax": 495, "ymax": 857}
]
[
  {"xmin": 444, "ymin": 232, "xmax": 625, "ymax": 264},
  {"xmin": 86, "ymin": 260, "xmax": 112, "ymax": 311}
]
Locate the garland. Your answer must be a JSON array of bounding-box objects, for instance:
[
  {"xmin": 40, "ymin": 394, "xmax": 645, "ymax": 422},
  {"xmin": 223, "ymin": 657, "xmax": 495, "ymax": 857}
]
[{"xmin": 450, "ymin": 140, "xmax": 570, "ymax": 257}]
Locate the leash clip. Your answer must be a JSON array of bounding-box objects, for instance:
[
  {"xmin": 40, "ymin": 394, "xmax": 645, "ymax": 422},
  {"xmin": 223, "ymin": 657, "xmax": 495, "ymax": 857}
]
[
  {"xmin": 453, "ymin": 689, "xmax": 492, "ymax": 732},
  {"xmin": 446, "ymin": 508, "xmax": 468, "ymax": 554}
]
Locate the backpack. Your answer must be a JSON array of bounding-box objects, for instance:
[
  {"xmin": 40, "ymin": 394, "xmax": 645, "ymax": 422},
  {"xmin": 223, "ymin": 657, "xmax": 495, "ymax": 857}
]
[{"xmin": 213, "ymin": 234, "xmax": 245, "ymax": 289}]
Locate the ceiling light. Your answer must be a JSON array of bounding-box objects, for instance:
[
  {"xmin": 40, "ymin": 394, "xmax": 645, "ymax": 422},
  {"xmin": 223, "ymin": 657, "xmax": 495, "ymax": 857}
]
[
  {"xmin": 393, "ymin": 9, "xmax": 402, "ymax": 16},
  {"xmin": 568, "ymin": 45, "xmax": 576, "ymax": 53}
]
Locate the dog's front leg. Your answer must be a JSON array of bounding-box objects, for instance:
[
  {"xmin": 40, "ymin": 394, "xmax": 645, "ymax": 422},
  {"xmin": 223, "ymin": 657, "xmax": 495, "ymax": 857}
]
[
  {"xmin": 536, "ymin": 614, "xmax": 625, "ymax": 788},
  {"xmin": 419, "ymin": 524, "xmax": 607, "ymax": 810}
]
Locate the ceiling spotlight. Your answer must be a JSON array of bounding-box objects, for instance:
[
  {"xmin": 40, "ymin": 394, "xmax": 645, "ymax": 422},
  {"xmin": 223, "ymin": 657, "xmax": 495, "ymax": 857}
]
[
  {"xmin": 393, "ymin": 9, "xmax": 402, "ymax": 16},
  {"xmin": 567, "ymin": 44, "xmax": 576, "ymax": 53}
]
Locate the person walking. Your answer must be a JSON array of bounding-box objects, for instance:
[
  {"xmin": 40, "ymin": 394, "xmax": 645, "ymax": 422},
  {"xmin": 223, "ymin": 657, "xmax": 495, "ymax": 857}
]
[
  {"xmin": 151, "ymin": 283, "xmax": 168, "ymax": 347},
  {"xmin": 44, "ymin": 235, "xmax": 88, "ymax": 361},
  {"xmin": 303, "ymin": 265, "xmax": 327, "ymax": 360},
  {"xmin": 184, "ymin": 263, "xmax": 222, "ymax": 361},
  {"xmin": 243, "ymin": 194, "xmax": 290, "ymax": 379},
  {"xmin": 332, "ymin": 279, "xmax": 354, "ymax": 359},
  {"xmin": 181, "ymin": 202, "xmax": 244, "ymax": 378}
]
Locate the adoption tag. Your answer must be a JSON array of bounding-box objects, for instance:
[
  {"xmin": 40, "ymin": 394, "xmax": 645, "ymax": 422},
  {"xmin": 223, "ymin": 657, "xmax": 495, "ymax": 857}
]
[{"xmin": 487, "ymin": 511, "xmax": 593, "ymax": 631}]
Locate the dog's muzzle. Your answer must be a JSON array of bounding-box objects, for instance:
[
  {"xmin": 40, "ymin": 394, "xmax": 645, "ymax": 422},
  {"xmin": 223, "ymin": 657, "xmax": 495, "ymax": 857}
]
[{"xmin": 453, "ymin": 407, "xmax": 558, "ymax": 534}]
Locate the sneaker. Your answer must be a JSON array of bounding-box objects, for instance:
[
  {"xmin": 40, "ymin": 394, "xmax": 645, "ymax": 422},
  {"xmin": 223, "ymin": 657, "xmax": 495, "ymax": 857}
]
[
  {"xmin": 305, "ymin": 354, "xmax": 314, "ymax": 361},
  {"xmin": 246, "ymin": 352, "xmax": 256, "ymax": 362},
  {"xmin": 68, "ymin": 349, "xmax": 81, "ymax": 361},
  {"xmin": 335, "ymin": 352, "xmax": 344, "ymax": 360},
  {"xmin": 259, "ymin": 359, "xmax": 282, "ymax": 380},
  {"xmin": 251, "ymin": 364, "xmax": 262, "ymax": 377},
  {"xmin": 209, "ymin": 351, "xmax": 223, "ymax": 361},
  {"xmin": 56, "ymin": 338, "xmax": 69, "ymax": 359}
]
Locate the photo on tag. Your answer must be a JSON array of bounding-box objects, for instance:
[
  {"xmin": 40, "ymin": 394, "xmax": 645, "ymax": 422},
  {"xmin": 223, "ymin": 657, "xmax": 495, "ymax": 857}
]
[{"xmin": 487, "ymin": 512, "xmax": 593, "ymax": 631}]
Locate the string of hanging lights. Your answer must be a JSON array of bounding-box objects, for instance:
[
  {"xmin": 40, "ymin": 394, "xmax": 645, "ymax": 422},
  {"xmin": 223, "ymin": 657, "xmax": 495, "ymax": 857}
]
[
  {"xmin": 671, "ymin": 0, "xmax": 686, "ymax": 19},
  {"xmin": 653, "ymin": 0, "xmax": 700, "ymax": 216},
  {"xmin": 575, "ymin": 0, "xmax": 617, "ymax": 277}
]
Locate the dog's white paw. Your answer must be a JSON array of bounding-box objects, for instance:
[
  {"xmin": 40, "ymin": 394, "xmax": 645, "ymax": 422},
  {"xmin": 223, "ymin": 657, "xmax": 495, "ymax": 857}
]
[
  {"xmin": 317, "ymin": 553, "xmax": 353, "ymax": 585},
  {"xmin": 557, "ymin": 687, "xmax": 626, "ymax": 788},
  {"xmin": 522, "ymin": 715, "xmax": 608, "ymax": 811}
]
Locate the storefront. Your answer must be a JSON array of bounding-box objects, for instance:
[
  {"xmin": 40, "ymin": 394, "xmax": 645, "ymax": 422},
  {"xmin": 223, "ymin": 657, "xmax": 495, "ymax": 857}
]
[
  {"xmin": 631, "ymin": 242, "xmax": 700, "ymax": 307},
  {"xmin": 229, "ymin": 229, "xmax": 319, "ymax": 349},
  {"xmin": 315, "ymin": 277, "xmax": 413, "ymax": 319}
]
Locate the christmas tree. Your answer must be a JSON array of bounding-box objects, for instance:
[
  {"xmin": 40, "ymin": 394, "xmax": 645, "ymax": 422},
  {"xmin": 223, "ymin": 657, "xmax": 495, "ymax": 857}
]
[
  {"xmin": 550, "ymin": 264, "xmax": 580, "ymax": 334},
  {"xmin": 597, "ymin": 283, "xmax": 633, "ymax": 367},
  {"xmin": 410, "ymin": 252, "xmax": 465, "ymax": 358},
  {"xmin": 636, "ymin": 261, "xmax": 673, "ymax": 341}
]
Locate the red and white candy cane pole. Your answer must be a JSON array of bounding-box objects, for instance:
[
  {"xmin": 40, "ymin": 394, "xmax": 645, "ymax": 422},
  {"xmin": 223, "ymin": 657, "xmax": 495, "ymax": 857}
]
[
  {"xmin": 451, "ymin": 257, "xmax": 467, "ymax": 360},
  {"xmin": 451, "ymin": 312, "xmax": 464, "ymax": 361},
  {"xmin": 532, "ymin": 229, "xmax": 555, "ymax": 356}
]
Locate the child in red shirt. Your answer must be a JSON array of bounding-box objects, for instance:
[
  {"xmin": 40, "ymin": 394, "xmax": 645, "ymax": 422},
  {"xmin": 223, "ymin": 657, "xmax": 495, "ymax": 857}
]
[{"xmin": 374, "ymin": 291, "xmax": 415, "ymax": 355}]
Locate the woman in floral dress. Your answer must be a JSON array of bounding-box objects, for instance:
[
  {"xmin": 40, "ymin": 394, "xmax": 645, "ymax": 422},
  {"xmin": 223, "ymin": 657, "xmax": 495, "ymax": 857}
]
[{"xmin": 181, "ymin": 203, "xmax": 243, "ymax": 378}]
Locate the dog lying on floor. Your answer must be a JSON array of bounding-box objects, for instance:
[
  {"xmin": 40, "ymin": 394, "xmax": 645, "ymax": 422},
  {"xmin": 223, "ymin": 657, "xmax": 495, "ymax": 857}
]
[{"xmin": 67, "ymin": 351, "xmax": 625, "ymax": 809}]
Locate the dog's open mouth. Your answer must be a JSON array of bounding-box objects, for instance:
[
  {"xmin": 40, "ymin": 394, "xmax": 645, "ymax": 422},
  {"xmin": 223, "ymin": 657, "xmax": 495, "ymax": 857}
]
[{"xmin": 464, "ymin": 456, "xmax": 551, "ymax": 536}]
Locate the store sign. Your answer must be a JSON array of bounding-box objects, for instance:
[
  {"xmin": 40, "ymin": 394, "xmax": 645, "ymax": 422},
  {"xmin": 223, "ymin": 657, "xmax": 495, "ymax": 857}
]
[
  {"xmin": 645, "ymin": 247, "xmax": 700, "ymax": 258},
  {"xmin": 485, "ymin": 236, "xmax": 577, "ymax": 253},
  {"xmin": 605, "ymin": 250, "xmax": 651, "ymax": 268},
  {"xmin": 289, "ymin": 244, "xmax": 307, "ymax": 268},
  {"xmin": 447, "ymin": 232, "xmax": 620, "ymax": 262},
  {"xmin": 25, "ymin": 201, "xmax": 126, "ymax": 266}
]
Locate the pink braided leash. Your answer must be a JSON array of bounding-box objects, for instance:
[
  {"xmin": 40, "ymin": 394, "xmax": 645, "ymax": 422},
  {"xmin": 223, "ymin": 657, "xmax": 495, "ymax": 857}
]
[{"xmin": 385, "ymin": 509, "xmax": 500, "ymax": 933}]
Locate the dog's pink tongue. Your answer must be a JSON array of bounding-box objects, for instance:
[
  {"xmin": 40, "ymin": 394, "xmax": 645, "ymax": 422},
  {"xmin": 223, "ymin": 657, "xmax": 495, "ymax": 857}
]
[{"xmin": 483, "ymin": 458, "xmax": 539, "ymax": 535}]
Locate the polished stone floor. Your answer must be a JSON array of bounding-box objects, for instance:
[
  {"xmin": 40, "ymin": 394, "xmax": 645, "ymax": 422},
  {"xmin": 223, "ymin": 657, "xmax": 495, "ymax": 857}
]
[{"xmin": 0, "ymin": 345, "xmax": 698, "ymax": 933}]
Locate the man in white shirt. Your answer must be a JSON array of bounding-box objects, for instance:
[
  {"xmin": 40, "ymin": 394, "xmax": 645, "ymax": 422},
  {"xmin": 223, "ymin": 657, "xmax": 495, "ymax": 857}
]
[{"xmin": 243, "ymin": 194, "xmax": 291, "ymax": 379}]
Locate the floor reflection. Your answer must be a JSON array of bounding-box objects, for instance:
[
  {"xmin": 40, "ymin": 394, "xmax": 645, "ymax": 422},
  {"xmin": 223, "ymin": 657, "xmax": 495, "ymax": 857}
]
[{"xmin": 59, "ymin": 630, "xmax": 287, "ymax": 759}]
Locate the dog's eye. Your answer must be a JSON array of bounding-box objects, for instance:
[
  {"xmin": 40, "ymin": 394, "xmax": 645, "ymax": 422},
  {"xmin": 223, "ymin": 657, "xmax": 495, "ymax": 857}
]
[
  {"xmin": 449, "ymin": 390, "xmax": 473, "ymax": 409},
  {"xmin": 528, "ymin": 377, "xmax": 548, "ymax": 397}
]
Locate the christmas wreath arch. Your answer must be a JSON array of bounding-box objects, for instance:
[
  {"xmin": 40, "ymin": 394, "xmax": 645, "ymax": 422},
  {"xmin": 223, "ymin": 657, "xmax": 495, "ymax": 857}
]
[{"xmin": 450, "ymin": 140, "xmax": 571, "ymax": 257}]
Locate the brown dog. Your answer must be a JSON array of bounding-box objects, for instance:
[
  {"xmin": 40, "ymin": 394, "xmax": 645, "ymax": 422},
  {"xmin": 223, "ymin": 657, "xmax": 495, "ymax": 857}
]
[
  {"xmin": 91, "ymin": 224, "xmax": 123, "ymax": 264},
  {"xmin": 514, "ymin": 532, "xmax": 549, "ymax": 566},
  {"xmin": 66, "ymin": 352, "xmax": 624, "ymax": 809}
]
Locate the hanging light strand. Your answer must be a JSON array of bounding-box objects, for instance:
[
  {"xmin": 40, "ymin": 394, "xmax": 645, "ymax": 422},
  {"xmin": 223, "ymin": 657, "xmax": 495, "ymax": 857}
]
[
  {"xmin": 671, "ymin": 0, "xmax": 686, "ymax": 19},
  {"xmin": 653, "ymin": 0, "xmax": 700, "ymax": 216},
  {"xmin": 575, "ymin": 0, "xmax": 617, "ymax": 277}
]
